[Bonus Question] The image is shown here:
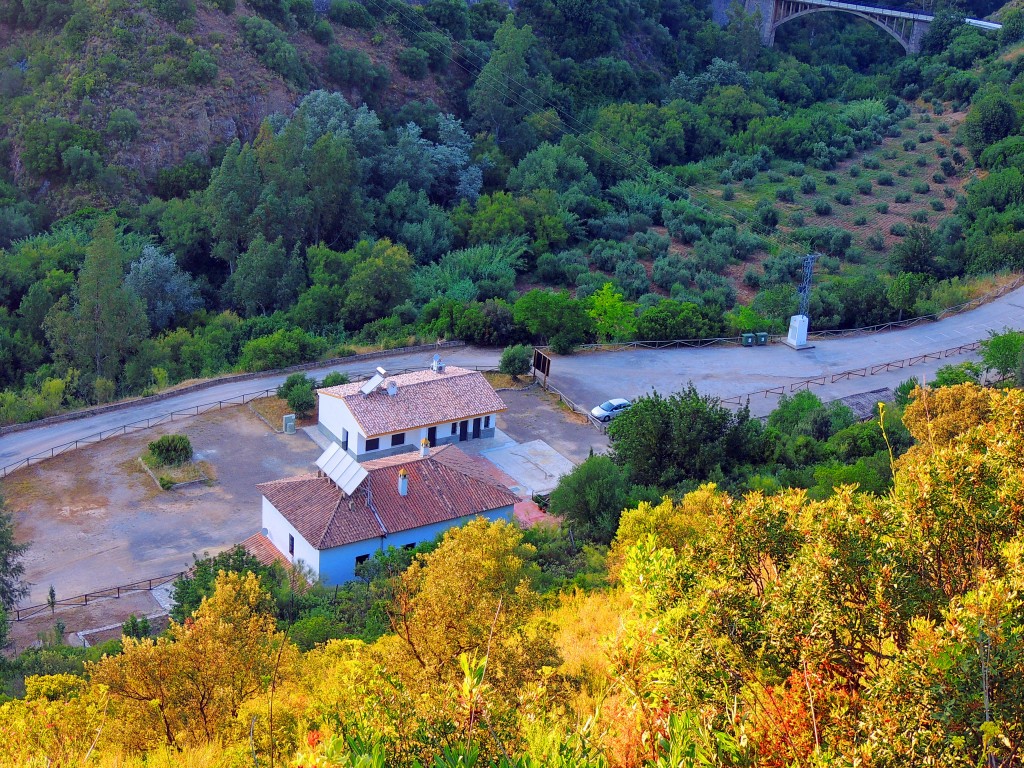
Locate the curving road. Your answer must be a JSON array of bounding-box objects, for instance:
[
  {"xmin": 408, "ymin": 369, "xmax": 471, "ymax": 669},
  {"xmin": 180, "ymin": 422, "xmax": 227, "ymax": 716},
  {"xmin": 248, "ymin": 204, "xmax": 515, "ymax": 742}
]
[{"xmin": 2, "ymin": 284, "xmax": 1024, "ymax": 473}]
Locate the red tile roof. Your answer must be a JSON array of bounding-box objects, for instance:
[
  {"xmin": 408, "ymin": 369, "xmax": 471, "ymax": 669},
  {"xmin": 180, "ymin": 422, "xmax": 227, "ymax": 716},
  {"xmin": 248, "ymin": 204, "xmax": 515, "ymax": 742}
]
[
  {"xmin": 318, "ymin": 366, "xmax": 507, "ymax": 438},
  {"xmin": 239, "ymin": 533, "xmax": 291, "ymax": 569},
  {"xmin": 257, "ymin": 446, "xmax": 521, "ymax": 551}
]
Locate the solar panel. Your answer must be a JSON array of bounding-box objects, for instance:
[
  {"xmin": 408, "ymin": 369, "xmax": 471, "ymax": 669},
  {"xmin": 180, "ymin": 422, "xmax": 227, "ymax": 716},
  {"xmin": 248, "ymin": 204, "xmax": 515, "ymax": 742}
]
[
  {"xmin": 359, "ymin": 373, "xmax": 384, "ymax": 396},
  {"xmin": 316, "ymin": 443, "xmax": 367, "ymax": 495}
]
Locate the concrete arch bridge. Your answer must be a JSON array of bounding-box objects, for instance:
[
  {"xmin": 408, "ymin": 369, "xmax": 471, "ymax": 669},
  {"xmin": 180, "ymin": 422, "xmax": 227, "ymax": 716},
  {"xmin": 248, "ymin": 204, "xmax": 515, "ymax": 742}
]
[{"xmin": 732, "ymin": 0, "xmax": 1001, "ymax": 54}]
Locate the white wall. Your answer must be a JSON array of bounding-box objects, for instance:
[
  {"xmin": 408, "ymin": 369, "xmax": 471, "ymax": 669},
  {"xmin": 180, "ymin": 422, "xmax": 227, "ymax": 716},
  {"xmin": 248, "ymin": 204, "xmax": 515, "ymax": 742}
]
[
  {"xmin": 261, "ymin": 497, "xmax": 320, "ymax": 577},
  {"xmin": 318, "ymin": 394, "xmax": 361, "ymax": 455}
]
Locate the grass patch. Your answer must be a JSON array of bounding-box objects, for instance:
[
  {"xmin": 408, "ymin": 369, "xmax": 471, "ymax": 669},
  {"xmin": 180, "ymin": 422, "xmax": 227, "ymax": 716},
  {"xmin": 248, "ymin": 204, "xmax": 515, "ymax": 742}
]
[
  {"xmin": 140, "ymin": 451, "xmax": 213, "ymax": 489},
  {"xmin": 249, "ymin": 395, "xmax": 317, "ymax": 430},
  {"xmin": 483, "ymin": 371, "xmax": 536, "ymax": 390}
]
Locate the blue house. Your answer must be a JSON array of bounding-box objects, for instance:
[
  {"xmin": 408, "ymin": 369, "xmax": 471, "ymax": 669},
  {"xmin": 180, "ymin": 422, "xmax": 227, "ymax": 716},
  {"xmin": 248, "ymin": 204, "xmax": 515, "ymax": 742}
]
[{"xmin": 255, "ymin": 443, "xmax": 520, "ymax": 584}]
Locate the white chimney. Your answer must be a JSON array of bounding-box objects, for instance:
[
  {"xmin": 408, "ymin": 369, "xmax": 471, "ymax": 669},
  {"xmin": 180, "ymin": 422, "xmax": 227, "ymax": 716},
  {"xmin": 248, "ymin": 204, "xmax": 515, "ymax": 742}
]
[
  {"xmin": 398, "ymin": 468, "xmax": 408, "ymax": 496},
  {"xmin": 386, "ymin": 380, "xmax": 398, "ymax": 397},
  {"xmin": 420, "ymin": 438, "xmax": 430, "ymax": 458}
]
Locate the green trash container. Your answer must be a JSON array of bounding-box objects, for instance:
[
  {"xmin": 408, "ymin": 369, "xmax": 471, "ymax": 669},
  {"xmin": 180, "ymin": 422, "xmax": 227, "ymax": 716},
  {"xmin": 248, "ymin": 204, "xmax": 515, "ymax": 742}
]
[
  {"xmin": 755, "ymin": 332, "xmax": 769, "ymax": 346},
  {"xmin": 741, "ymin": 333, "xmax": 755, "ymax": 347}
]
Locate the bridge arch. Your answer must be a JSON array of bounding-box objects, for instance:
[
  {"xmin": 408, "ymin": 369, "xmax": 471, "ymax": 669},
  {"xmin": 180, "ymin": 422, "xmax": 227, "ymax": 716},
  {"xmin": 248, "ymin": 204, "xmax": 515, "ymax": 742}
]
[{"xmin": 772, "ymin": 7, "xmax": 917, "ymax": 52}]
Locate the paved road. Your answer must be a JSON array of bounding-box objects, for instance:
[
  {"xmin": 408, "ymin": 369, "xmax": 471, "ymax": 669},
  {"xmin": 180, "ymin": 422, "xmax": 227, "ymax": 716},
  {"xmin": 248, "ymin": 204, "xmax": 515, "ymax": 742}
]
[
  {"xmin": 0, "ymin": 347, "xmax": 500, "ymax": 473},
  {"xmin": 548, "ymin": 285, "xmax": 1024, "ymax": 418},
  {"xmin": 3, "ymin": 284, "xmax": 1024, "ymax": 472}
]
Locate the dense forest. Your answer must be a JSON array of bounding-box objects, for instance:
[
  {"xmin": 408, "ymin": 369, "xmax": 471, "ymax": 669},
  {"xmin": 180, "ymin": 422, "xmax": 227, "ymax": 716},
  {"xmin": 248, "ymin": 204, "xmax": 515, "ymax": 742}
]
[{"xmin": 0, "ymin": 0, "xmax": 1021, "ymax": 424}]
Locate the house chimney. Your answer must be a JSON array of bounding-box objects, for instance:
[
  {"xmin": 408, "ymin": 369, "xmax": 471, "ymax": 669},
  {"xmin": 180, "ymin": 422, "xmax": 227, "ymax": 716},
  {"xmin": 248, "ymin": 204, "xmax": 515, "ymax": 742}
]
[
  {"xmin": 420, "ymin": 437, "xmax": 430, "ymax": 458},
  {"xmin": 398, "ymin": 468, "xmax": 408, "ymax": 496},
  {"xmin": 386, "ymin": 380, "xmax": 398, "ymax": 397}
]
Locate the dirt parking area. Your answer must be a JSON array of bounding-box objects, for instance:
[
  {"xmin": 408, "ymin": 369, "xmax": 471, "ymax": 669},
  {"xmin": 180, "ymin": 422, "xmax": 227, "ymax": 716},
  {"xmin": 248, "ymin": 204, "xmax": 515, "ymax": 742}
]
[
  {"xmin": 2, "ymin": 405, "xmax": 322, "ymax": 607},
  {"xmin": 496, "ymin": 386, "xmax": 609, "ymax": 465}
]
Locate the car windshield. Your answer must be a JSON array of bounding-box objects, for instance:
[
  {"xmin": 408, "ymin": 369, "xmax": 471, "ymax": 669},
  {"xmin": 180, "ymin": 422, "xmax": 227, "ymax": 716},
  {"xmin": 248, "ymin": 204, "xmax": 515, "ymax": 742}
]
[{"xmin": 599, "ymin": 401, "xmax": 615, "ymax": 411}]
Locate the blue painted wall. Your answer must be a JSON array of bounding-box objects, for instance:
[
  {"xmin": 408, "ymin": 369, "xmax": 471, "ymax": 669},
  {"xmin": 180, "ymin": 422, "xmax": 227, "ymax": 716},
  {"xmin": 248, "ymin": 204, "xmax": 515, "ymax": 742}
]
[{"xmin": 316, "ymin": 505, "xmax": 515, "ymax": 584}]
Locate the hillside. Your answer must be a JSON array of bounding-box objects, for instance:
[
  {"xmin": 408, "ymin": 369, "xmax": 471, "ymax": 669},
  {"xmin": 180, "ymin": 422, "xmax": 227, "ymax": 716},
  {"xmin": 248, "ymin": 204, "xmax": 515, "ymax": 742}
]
[
  {"xmin": 0, "ymin": 0, "xmax": 1020, "ymax": 427},
  {"xmin": 0, "ymin": 0, "xmax": 470, "ymax": 215}
]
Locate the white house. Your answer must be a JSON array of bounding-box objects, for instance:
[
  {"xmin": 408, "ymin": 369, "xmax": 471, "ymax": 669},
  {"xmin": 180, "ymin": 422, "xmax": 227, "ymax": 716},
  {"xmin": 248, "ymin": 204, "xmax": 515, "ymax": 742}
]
[
  {"xmin": 253, "ymin": 443, "xmax": 520, "ymax": 584},
  {"xmin": 317, "ymin": 364, "xmax": 507, "ymax": 460}
]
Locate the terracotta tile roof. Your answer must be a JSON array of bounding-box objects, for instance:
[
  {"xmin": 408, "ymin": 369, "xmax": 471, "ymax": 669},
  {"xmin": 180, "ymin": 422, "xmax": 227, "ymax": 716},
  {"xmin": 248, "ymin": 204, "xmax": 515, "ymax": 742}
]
[
  {"xmin": 257, "ymin": 446, "xmax": 521, "ymax": 551},
  {"xmin": 318, "ymin": 366, "xmax": 507, "ymax": 438},
  {"xmin": 256, "ymin": 474, "xmax": 384, "ymax": 549},
  {"xmin": 239, "ymin": 533, "xmax": 291, "ymax": 569}
]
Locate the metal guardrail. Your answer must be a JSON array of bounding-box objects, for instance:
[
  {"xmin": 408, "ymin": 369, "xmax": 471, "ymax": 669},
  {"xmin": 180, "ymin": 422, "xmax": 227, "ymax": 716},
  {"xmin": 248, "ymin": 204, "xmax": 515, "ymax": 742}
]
[
  {"xmin": 9, "ymin": 572, "xmax": 186, "ymax": 622},
  {"xmin": 719, "ymin": 340, "xmax": 982, "ymax": 406}
]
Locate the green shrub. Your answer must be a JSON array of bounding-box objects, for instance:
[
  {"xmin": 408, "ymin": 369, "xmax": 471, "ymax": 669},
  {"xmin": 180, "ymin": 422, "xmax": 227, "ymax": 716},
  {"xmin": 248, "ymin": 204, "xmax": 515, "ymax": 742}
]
[
  {"xmin": 499, "ymin": 344, "xmax": 533, "ymax": 378},
  {"xmin": 834, "ymin": 190, "xmax": 852, "ymax": 205},
  {"xmin": 940, "ymin": 159, "xmax": 955, "ymax": 177},
  {"xmin": 311, "ymin": 19, "xmax": 333, "ymax": 43},
  {"xmin": 824, "ymin": 173, "xmax": 838, "ymax": 185},
  {"xmin": 767, "ymin": 171, "xmax": 784, "ymax": 183},
  {"xmin": 800, "ymin": 175, "xmax": 817, "ymax": 194},
  {"xmin": 239, "ymin": 16, "xmax": 308, "ymax": 88},
  {"xmin": 277, "ymin": 372, "xmax": 316, "ymax": 400},
  {"xmin": 788, "ymin": 162, "xmax": 805, "ymax": 176},
  {"xmin": 944, "ymin": 187, "xmax": 955, "ymax": 199},
  {"xmin": 867, "ymin": 231, "xmax": 885, "ymax": 251},
  {"xmin": 918, "ymin": 132, "xmax": 933, "ymax": 143},
  {"xmin": 146, "ymin": 0, "xmax": 195, "ymax": 23},
  {"xmin": 721, "ymin": 186, "xmax": 734, "ymax": 201},
  {"xmin": 915, "ymin": 156, "xmax": 928, "ymax": 167},
  {"xmin": 329, "ymin": 0, "xmax": 374, "ymax": 28},
  {"xmin": 775, "ymin": 187, "xmax": 795, "ymax": 203},
  {"xmin": 890, "ymin": 222, "xmax": 909, "ymax": 236},
  {"xmin": 895, "ymin": 191, "xmax": 911, "ymax": 203},
  {"xmin": 935, "ymin": 145, "xmax": 947, "ymax": 158},
  {"xmin": 912, "ymin": 182, "xmax": 930, "ymax": 194},
  {"xmin": 397, "ymin": 47, "xmax": 429, "ymax": 79},
  {"xmin": 877, "ymin": 172, "xmax": 894, "ymax": 186},
  {"xmin": 287, "ymin": 383, "xmax": 316, "ymax": 418},
  {"xmin": 238, "ymin": 328, "xmax": 328, "ymax": 372},
  {"xmin": 930, "ymin": 199, "xmax": 945, "ymax": 211},
  {"xmin": 911, "ymin": 210, "xmax": 929, "ymax": 223},
  {"xmin": 856, "ymin": 180, "xmax": 872, "ymax": 195},
  {"xmin": 325, "ymin": 45, "xmax": 389, "ymax": 92},
  {"xmin": 159, "ymin": 476, "xmax": 174, "ymax": 490},
  {"xmin": 937, "ymin": 122, "xmax": 950, "ymax": 134},
  {"xmin": 848, "ymin": 165, "xmax": 860, "ymax": 178},
  {"xmin": 898, "ymin": 166, "xmax": 911, "ymax": 177},
  {"xmin": 149, "ymin": 434, "xmax": 192, "ymax": 466},
  {"xmin": 790, "ymin": 213, "xmax": 805, "ymax": 227},
  {"xmin": 185, "ymin": 49, "xmax": 218, "ymax": 84},
  {"xmin": 106, "ymin": 108, "xmax": 140, "ymax": 142},
  {"xmin": 863, "ymin": 157, "xmax": 881, "ymax": 170},
  {"xmin": 932, "ymin": 172, "xmax": 945, "ymax": 184},
  {"xmin": 902, "ymin": 139, "xmax": 917, "ymax": 151},
  {"xmin": 853, "ymin": 214, "xmax": 867, "ymax": 225},
  {"xmin": 320, "ymin": 371, "xmax": 349, "ymax": 388},
  {"xmin": 875, "ymin": 202, "xmax": 889, "ymax": 213},
  {"xmin": 813, "ymin": 199, "xmax": 832, "ymax": 216}
]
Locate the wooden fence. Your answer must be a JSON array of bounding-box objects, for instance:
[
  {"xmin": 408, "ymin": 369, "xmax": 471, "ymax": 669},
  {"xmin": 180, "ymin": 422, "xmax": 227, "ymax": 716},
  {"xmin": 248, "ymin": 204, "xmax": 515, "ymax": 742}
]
[
  {"xmin": 9, "ymin": 572, "xmax": 186, "ymax": 622},
  {"xmin": 719, "ymin": 340, "xmax": 982, "ymax": 406}
]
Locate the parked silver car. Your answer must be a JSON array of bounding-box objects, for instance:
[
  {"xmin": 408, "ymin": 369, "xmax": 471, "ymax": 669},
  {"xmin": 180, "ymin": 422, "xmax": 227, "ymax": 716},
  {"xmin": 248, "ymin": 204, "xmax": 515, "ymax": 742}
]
[{"xmin": 591, "ymin": 398, "xmax": 632, "ymax": 422}]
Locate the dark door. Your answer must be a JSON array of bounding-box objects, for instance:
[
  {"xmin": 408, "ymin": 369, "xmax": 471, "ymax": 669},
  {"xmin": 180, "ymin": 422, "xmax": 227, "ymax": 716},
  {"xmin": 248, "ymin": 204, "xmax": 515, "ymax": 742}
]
[
  {"xmin": 459, "ymin": 420, "xmax": 468, "ymax": 441},
  {"xmin": 427, "ymin": 426, "xmax": 437, "ymax": 447},
  {"xmin": 472, "ymin": 417, "xmax": 481, "ymax": 439}
]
